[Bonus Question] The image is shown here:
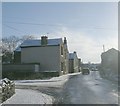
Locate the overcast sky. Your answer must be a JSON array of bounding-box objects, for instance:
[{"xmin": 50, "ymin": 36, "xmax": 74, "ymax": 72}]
[{"xmin": 2, "ymin": 2, "xmax": 118, "ymax": 63}]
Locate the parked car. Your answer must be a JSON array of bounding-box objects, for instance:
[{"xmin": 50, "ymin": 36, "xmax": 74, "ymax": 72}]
[
  {"xmin": 82, "ymin": 68, "xmax": 90, "ymax": 75},
  {"xmin": 91, "ymin": 68, "xmax": 98, "ymax": 71}
]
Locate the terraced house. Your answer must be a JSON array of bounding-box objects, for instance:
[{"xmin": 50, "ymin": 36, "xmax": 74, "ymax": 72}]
[
  {"xmin": 69, "ymin": 52, "xmax": 81, "ymax": 73},
  {"xmin": 14, "ymin": 36, "xmax": 69, "ymax": 75}
]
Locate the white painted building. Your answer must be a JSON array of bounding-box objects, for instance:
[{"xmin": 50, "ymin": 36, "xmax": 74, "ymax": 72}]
[{"xmin": 14, "ymin": 36, "xmax": 69, "ymax": 75}]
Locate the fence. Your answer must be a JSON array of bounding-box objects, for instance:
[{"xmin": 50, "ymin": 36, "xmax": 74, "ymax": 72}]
[{"xmin": 0, "ymin": 78, "xmax": 15, "ymax": 103}]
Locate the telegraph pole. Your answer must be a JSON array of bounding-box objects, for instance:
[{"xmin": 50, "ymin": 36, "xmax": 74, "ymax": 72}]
[
  {"xmin": 46, "ymin": 32, "xmax": 49, "ymax": 37},
  {"xmin": 103, "ymin": 45, "xmax": 105, "ymax": 52}
]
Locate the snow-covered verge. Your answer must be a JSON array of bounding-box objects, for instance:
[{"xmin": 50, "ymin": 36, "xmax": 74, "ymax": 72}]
[
  {"xmin": 2, "ymin": 89, "xmax": 53, "ymax": 104},
  {"xmin": 1, "ymin": 72, "xmax": 81, "ymax": 104},
  {"xmin": 15, "ymin": 72, "xmax": 81, "ymax": 88}
]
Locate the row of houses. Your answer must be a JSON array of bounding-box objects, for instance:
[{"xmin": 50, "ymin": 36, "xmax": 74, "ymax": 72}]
[{"xmin": 3, "ymin": 36, "xmax": 81, "ymax": 76}]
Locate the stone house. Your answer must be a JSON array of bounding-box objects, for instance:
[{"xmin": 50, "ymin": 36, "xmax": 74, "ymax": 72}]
[
  {"xmin": 100, "ymin": 48, "xmax": 119, "ymax": 81},
  {"xmin": 69, "ymin": 51, "xmax": 80, "ymax": 73},
  {"xmin": 14, "ymin": 36, "xmax": 69, "ymax": 75}
]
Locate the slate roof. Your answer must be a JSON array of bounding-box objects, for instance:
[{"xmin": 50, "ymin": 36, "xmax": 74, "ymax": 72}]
[
  {"xmin": 69, "ymin": 53, "xmax": 75, "ymax": 59},
  {"xmin": 15, "ymin": 38, "xmax": 62, "ymax": 52}
]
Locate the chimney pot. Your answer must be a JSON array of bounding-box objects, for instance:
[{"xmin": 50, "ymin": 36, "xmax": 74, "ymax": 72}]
[
  {"xmin": 41, "ymin": 36, "xmax": 48, "ymax": 46},
  {"xmin": 74, "ymin": 51, "xmax": 76, "ymax": 54},
  {"xmin": 64, "ymin": 37, "xmax": 67, "ymax": 44}
]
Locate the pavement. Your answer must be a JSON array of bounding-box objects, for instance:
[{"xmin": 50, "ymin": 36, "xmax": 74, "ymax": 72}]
[{"xmin": 2, "ymin": 89, "xmax": 53, "ymax": 104}]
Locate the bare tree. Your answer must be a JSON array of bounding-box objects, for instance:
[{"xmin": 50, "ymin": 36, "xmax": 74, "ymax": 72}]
[
  {"xmin": 2, "ymin": 36, "xmax": 20, "ymax": 53},
  {"xmin": 2, "ymin": 36, "xmax": 20, "ymax": 63},
  {"xmin": 21, "ymin": 35, "xmax": 35, "ymax": 40},
  {"xmin": 2, "ymin": 35, "xmax": 35, "ymax": 63}
]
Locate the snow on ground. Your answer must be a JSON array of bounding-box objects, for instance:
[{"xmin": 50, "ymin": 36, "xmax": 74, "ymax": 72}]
[
  {"xmin": 2, "ymin": 72, "xmax": 81, "ymax": 104},
  {"xmin": 15, "ymin": 72, "xmax": 81, "ymax": 88},
  {"xmin": 2, "ymin": 89, "xmax": 53, "ymax": 104}
]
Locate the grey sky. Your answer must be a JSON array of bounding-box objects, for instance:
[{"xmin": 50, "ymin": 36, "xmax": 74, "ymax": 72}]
[{"xmin": 2, "ymin": 2, "xmax": 118, "ymax": 63}]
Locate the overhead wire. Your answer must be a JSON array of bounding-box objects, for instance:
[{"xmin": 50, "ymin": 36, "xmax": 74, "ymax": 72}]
[
  {"xmin": 3, "ymin": 24, "xmax": 29, "ymax": 35},
  {"xmin": 3, "ymin": 16, "xmax": 117, "ymax": 30},
  {"xmin": 3, "ymin": 21, "xmax": 117, "ymax": 31},
  {"xmin": 4, "ymin": 21, "xmax": 63, "ymax": 27}
]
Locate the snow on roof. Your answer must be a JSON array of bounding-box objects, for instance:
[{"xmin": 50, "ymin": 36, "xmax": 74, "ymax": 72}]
[
  {"xmin": 15, "ymin": 38, "xmax": 62, "ymax": 52},
  {"xmin": 15, "ymin": 46, "xmax": 21, "ymax": 52}
]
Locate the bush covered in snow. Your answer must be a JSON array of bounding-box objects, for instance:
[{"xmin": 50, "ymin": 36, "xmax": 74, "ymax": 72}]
[{"xmin": 1, "ymin": 78, "xmax": 15, "ymax": 102}]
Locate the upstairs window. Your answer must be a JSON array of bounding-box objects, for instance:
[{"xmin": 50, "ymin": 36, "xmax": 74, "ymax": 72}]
[{"xmin": 61, "ymin": 46, "xmax": 63, "ymax": 55}]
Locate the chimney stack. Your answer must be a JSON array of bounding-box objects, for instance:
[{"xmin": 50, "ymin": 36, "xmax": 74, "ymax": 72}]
[
  {"xmin": 74, "ymin": 51, "xmax": 76, "ymax": 54},
  {"xmin": 64, "ymin": 37, "xmax": 67, "ymax": 44},
  {"xmin": 41, "ymin": 36, "xmax": 48, "ymax": 46}
]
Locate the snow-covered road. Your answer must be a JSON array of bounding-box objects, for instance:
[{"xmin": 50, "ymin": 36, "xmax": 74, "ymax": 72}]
[
  {"xmin": 1, "ymin": 71, "xmax": 118, "ymax": 104},
  {"xmin": 2, "ymin": 73, "xmax": 80, "ymax": 104},
  {"xmin": 61, "ymin": 71, "xmax": 118, "ymax": 104}
]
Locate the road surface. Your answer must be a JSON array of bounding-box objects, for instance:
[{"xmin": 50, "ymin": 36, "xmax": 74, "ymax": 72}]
[
  {"xmin": 60, "ymin": 71, "xmax": 118, "ymax": 104},
  {"xmin": 3, "ymin": 71, "xmax": 118, "ymax": 105}
]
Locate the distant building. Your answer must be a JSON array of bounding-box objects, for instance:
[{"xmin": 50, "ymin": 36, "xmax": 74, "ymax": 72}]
[
  {"xmin": 69, "ymin": 51, "xmax": 80, "ymax": 73},
  {"xmin": 82, "ymin": 63, "xmax": 100, "ymax": 70},
  {"xmin": 100, "ymin": 48, "xmax": 119, "ymax": 81},
  {"xmin": 14, "ymin": 36, "xmax": 69, "ymax": 75}
]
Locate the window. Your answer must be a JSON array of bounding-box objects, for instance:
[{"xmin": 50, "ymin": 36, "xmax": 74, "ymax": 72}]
[
  {"xmin": 61, "ymin": 46, "xmax": 63, "ymax": 55},
  {"xmin": 61, "ymin": 62, "xmax": 64, "ymax": 71}
]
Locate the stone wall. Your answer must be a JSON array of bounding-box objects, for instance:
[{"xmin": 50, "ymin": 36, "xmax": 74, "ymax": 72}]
[
  {"xmin": 2, "ymin": 64, "xmax": 40, "ymax": 72},
  {"xmin": 2, "ymin": 64, "xmax": 40, "ymax": 79}
]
